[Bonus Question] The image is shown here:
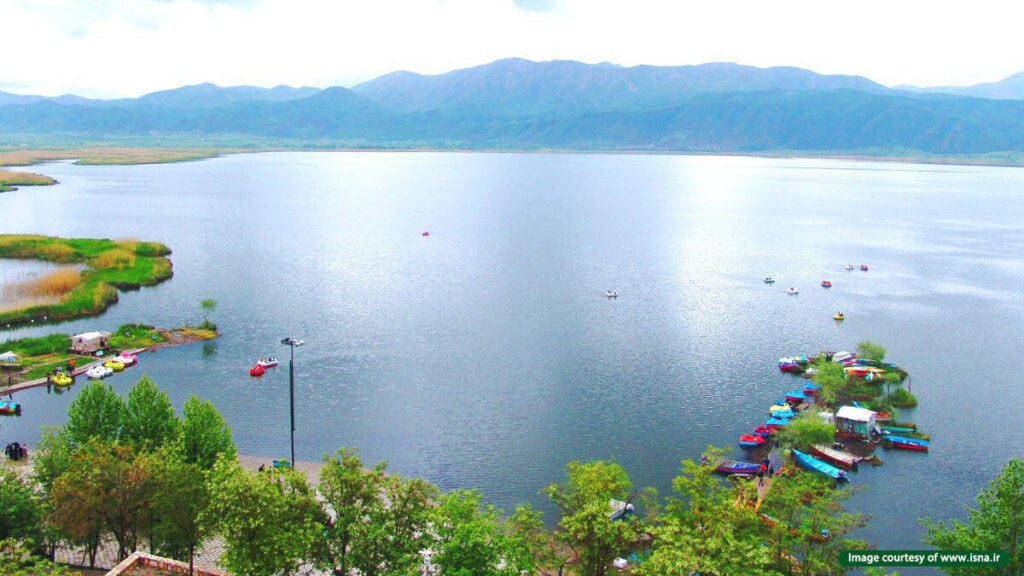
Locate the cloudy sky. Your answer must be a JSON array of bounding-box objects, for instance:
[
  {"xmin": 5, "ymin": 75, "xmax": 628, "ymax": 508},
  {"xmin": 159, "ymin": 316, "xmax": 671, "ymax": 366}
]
[{"xmin": 5, "ymin": 0, "xmax": 1022, "ymax": 98}]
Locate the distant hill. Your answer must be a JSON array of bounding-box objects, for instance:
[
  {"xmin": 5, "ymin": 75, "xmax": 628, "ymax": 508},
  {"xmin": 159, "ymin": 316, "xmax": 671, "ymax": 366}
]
[
  {"xmin": 3, "ymin": 59, "xmax": 1024, "ymax": 156},
  {"xmin": 351, "ymin": 58, "xmax": 888, "ymax": 115},
  {"xmin": 896, "ymin": 72, "xmax": 1024, "ymax": 100}
]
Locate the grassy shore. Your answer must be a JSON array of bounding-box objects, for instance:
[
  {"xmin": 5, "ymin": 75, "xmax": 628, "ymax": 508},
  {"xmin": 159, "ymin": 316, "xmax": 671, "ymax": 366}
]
[
  {"xmin": 0, "ymin": 169, "xmax": 57, "ymax": 192},
  {"xmin": 0, "ymin": 147, "xmax": 229, "ymax": 167},
  {"xmin": 0, "ymin": 235, "xmax": 173, "ymax": 327}
]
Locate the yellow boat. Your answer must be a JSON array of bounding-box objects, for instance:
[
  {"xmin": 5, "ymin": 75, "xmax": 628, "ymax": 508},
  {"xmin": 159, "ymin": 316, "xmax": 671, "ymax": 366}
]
[
  {"xmin": 104, "ymin": 360, "xmax": 125, "ymax": 372},
  {"xmin": 52, "ymin": 373, "xmax": 73, "ymax": 387},
  {"xmin": 834, "ymin": 313, "xmax": 845, "ymax": 321}
]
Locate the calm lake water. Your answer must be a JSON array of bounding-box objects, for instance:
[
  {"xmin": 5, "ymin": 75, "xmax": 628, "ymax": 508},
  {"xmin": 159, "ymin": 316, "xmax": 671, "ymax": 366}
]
[{"xmin": 2, "ymin": 152, "xmax": 1023, "ymax": 557}]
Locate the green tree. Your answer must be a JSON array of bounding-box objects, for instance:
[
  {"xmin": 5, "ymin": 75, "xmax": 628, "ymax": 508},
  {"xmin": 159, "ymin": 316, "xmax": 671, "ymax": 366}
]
[
  {"xmin": 149, "ymin": 449, "xmax": 210, "ymax": 576},
  {"xmin": 205, "ymin": 458, "xmax": 323, "ymax": 576},
  {"xmin": 123, "ymin": 375, "xmax": 180, "ymax": 453},
  {"xmin": 180, "ymin": 395, "xmax": 235, "ymax": 470},
  {"xmin": 502, "ymin": 504, "xmax": 558, "ymax": 575},
  {"xmin": 0, "ymin": 538, "xmax": 72, "ymax": 576},
  {"xmin": 200, "ymin": 298, "xmax": 217, "ymax": 329},
  {"xmin": 349, "ymin": 474, "xmax": 438, "ymax": 576},
  {"xmin": 856, "ymin": 341, "xmax": 887, "ymax": 363},
  {"xmin": 64, "ymin": 381, "xmax": 125, "ymax": 446},
  {"xmin": 639, "ymin": 447, "xmax": 774, "ymax": 576},
  {"xmin": 316, "ymin": 448, "xmax": 388, "ymax": 576},
  {"xmin": 30, "ymin": 428, "xmax": 76, "ymax": 561},
  {"xmin": 545, "ymin": 460, "xmax": 638, "ymax": 576},
  {"xmin": 774, "ymin": 410, "xmax": 836, "ymax": 451},
  {"xmin": 812, "ymin": 358, "xmax": 848, "ymax": 406},
  {"xmin": 0, "ymin": 465, "xmax": 41, "ymax": 543},
  {"xmin": 923, "ymin": 458, "xmax": 1024, "ymax": 575},
  {"xmin": 432, "ymin": 489, "xmax": 504, "ymax": 576}
]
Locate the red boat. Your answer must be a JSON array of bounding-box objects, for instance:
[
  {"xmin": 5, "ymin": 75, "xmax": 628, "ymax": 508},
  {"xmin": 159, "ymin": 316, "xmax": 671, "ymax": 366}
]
[
  {"xmin": 739, "ymin": 434, "xmax": 766, "ymax": 448},
  {"xmin": 860, "ymin": 264, "xmax": 869, "ymax": 271},
  {"xmin": 422, "ymin": 231, "xmax": 430, "ymax": 237},
  {"xmin": 809, "ymin": 444, "xmax": 860, "ymax": 470},
  {"xmin": 249, "ymin": 364, "xmax": 265, "ymax": 377},
  {"xmin": 821, "ymin": 280, "xmax": 832, "ymax": 288},
  {"xmin": 752, "ymin": 425, "xmax": 777, "ymax": 437}
]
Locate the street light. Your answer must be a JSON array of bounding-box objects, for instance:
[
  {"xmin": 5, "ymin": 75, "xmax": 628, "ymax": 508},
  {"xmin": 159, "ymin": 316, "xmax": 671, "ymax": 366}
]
[{"xmin": 280, "ymin": 337, "xmax": 305, "ymax": 467}]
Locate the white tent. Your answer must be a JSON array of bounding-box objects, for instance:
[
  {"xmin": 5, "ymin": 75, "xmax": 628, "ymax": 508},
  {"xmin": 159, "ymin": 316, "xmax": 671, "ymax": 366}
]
[
  {"xmin": 0, "ymin": 351, "xmax": 16, "ymax": 363},
  {"xmin": 836, "ymin": 405, "xmax": 877, "ymax": 436},
  {"xmin": 69, "ymin": 331, "xmax": 111, "ymax": 354}
]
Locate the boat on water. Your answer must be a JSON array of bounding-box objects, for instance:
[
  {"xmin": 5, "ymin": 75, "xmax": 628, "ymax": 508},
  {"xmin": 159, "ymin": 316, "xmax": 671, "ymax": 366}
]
[
  {"xmin": 104, "ymin": 360, "xmax": 125, "ymax": 372},
  {"xmin": 802, "ymin": 382, "xmax": 821, "ymax": 395},
  {"xmin": 739, "ymin": 434, "xmax": 766, "ymax": 448},
  {"xmin": 860, "ymin": 264, "xmax": 869, "ymax": 271},
  {"xmin": 786, "ymin": 287, "xmax": 799, "ymax": 295},
  {"xmin": 766, "ymin": 416, "xmax": 790, "ymax": 427},
  {"xmin": 809, "ymin": 444, "xmax": 861, "ymax": 470},
  {"xmin": 715, "ymin": 460, "xmax": 762, "ymax": 476},
  {"xmin": 52, "ymin": 373, "xmax": 73, "ymax": 387},
  {"xmin": 0, "ymin": 400, "xmax": 21, "ymax": 416},
  {"xmin": 605, "ymin": 290, "xmax": 618, "ymax": 298},
  {"xmin": 880, "ymin": 425, "xmax": 916, "ymax": 434},
  {"xmin": 778, "ymin": 357, "xmax": 799, "ymax": 372},
  {"xmin": 834, "ymin": 312, "xmax": 845, "ymax": 321},
  {"xmin": 764, "ymin": 276, "xmax": 775, "ymax": 284},
  {"xmin": 257, "ymin": 357, "xmax": 279, "ymax": 368},
  {"xmin": 768, "ymin": 406, "xmax": 794, "ymax": 419},
  {"xmin": 111, "ymin": 353, "xmax": 137, "ymax": 366},
  {"xmin": 785, "ymin": 390, "xmax": 807, "ymax": 404},
  {"xmin": 249, "ymin": 364, "xmax": 265, "ymax": 377},
  {"xmin": 884, "ymin": 435, "xmax": 929, "ymax": 452},
  {"xmin": 792, "ymin": 449, "xmax": 849, "ymax": 481},
  {"xmin": 86, "ymin": 364, "xmax": 113, "ymax": 379},
  {"xmin": 821, "ymin": 280, "xmax": 832, "ymax": 288},
  {"xmin": 421, "ymin": 231, "xmax": 430, "ymax": 237},
  {"xmin": 845, "ymin": 264, "xmax": 855, "ymax": 271},
  {"xmin": 769, "ymin": 402, "xmax": 793, "ymax": 415},
  {"xmin": 752, "ymin": 425, "xmax": 777, "ymax": 438}
]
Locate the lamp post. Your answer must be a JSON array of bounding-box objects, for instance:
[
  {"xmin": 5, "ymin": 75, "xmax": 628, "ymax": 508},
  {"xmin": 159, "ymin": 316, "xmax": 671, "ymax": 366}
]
[{"xmin": 280, "ymin": 337, "xmax": 304, "ymax": 468}]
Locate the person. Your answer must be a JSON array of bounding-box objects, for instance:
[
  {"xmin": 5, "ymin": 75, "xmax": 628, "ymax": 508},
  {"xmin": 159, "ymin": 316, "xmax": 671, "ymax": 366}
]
[
  {"xmin": 768, "ymin": 464, "xmax": 775, "ymax": 477},
  {"xmin": 69, "ymin": 358, "xmax": 76, "ymax": 371},
  {"xmin": 756, "ymin": 468, "xmax": 764, "ymax": 486}
]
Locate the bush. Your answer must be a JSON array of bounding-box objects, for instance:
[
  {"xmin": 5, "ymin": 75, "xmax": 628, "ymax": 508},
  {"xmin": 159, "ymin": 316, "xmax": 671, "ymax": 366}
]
[
  {"xmin": 888, "ymin": 387, "xmax": 918, "ymax": 408},
  {"xmin": 1, "ymin": 334, "xmax": 68, "ymax": 357}
]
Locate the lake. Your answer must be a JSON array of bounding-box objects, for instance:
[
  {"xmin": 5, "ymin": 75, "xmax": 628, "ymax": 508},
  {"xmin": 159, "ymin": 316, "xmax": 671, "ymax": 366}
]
[{"xmin": 2, "ymin": 152, "xmax": 1023, "ymax": 556}]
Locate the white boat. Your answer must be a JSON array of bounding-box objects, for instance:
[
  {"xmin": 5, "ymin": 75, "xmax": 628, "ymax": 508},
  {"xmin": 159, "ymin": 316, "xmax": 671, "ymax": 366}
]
[
  {"xmin": 786, "ymin": 287, "xmax": 799, "ymax": 294},
  {"xmin": 764, "ymin": 276, "xmax": 775, "ymax": 283},
  {"xmin": 257, "ymin": 357, "xmax": 279, "ymax": 368},
  {"xmin": 845, "ymin": 264, "xmax": 855, "ymax": 271},
  {"xmin": 86, "ymin": 364, "xmax": 113, "ymax": 379},
  {"xmin": 605, "ymin": 290, "xmax": 618, "ymax": 298}
]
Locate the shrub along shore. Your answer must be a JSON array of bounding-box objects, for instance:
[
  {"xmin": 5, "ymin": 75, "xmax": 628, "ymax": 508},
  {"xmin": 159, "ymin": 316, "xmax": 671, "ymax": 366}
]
[{"xmin": 0, "ymin": 235, "xmax": 173, "ymax": 328}]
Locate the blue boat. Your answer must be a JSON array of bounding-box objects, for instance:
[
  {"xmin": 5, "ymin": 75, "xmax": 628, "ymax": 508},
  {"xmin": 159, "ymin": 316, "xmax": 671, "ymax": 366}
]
[
  {"xmin": 785, "ymin": 390, "xmax": 807, "ymax": 403},
  {"xmin": 885, "ymin": 436, "xmax": 929, "ymax": 452},
  {"xmin": 715, "ymin": 459, "xmax": 761, "ymax": 476},
  {"xmin": 792, "ymin": 449, "xmax": 849, "ymax": 482},
  {"xmin": 766, "ymin": 416, "xmax": 790, "ymax": 427},
  {"xmin": 802, "ymin": 382, "xmax": 821, "ymax": 394},
  {"xmin": 769, "ymin": 408, "xmax": 795, "ymax": 419}
]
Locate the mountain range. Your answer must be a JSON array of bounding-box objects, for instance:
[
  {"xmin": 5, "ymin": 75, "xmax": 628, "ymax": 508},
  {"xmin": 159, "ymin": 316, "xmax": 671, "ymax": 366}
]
[{"xmin": 3, "ymin": 59, "xmax": 1024, "ymax": 155}]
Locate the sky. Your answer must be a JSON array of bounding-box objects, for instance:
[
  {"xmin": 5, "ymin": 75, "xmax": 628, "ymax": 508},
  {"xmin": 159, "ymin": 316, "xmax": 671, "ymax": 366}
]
[{"xmin": 4, "ymin": 0, "xmax": 1023, "ymax": 98}]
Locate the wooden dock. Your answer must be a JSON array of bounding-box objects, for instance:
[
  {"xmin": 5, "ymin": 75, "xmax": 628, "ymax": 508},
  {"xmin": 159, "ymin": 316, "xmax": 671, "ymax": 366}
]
[{"xmin": 0, "ymin": 348, "xmax": 147, "ymax": 396}]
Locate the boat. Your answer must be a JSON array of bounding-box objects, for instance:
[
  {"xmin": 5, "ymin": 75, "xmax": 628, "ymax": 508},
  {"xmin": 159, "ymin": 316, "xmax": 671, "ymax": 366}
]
[
  {"xmin": 821, "ymin": 280, "xmax": 832, "ymax": 288},
  {"xmin": 752, "ymin": 425, "xmax": 777, "ymax": 438},
  {"xmin": 249, "ymin": 364, "xmax": 265, "ymax": 377},
  {"xmin": 605, "ymin": 290, "xmax": 618, "ymax": 298},
  {"xmin": 715, "ymin": 460, "xmax": 762, "ymax": 476},
  {"xmin": 52, "ymin": 373, "xmax": 73, "ymax": 387},
  {"xmin": 739, "ymin": 434, "xmax": 766, "ymax": 448},
  {"xmin": 256, "ymin": 357, "xmax": 279, "ymax": 368},
  {"xmin": 764, "ymin": 276, "xmax": 775, "ymax": 284},
  {"xmin": 845, "ymin": 264, "xmax": 855, "ymax": 271},
  {"xmin": 881, "ymin": 425, "xmax": 916, "ymax": 434},
  {"xmin": 784, "ymin": 390, "xmax": 807, "ymax": 404},
  {"xmin": 769, "ymin": 407, "xmax": 794, "ymax": 419},
  {"xmin": 802, "ymin": 382, "xmax": 821, "ymax": 395},
  {"xmin": 786, "ymin": 287, "xmax": 799, "ymax": 295},
  {"xmin": 0, "ymin": 400, "xmax": 21, "ymax": 416},
  {"xmin": 104, "ymin": 360, "xmax": 125, "ymax": 372},
  {"xmin": 421, "ymin": 231, "xmax": 430, "ymax": 237},
  {"xmin": 793, "ymin": 355, "xmax": 809, "ymax": 365},
  {"xmin": 792, "ymin": 449, "xmax": 849, "ymax": 482},
  {"xmin": 834, "ymin": 312, "xmax": 845, "ymax": 321},
  {"xmin": 884, "ymin": 435, "xmax": 929, "ymax": 452},
  {"xmin": 778, "ymin": 357, "xmax": 799, "ymax": 372},
  {"xmin": 809, "ymin": 444, "xmax": 860, "ymax": 470},
  {"xmin": 111, "ymin": 353, "xmax": 137, "ymax": 367},
  {"xmin": 769, "ymin": 402, "xmax": 793, "ymax": 415},
  {"xmin": 766, "ymin": 416, "xmax": 790, "ymax": 427},
  {"xmin": 860, "ymin": 264, "xmax": 869, "ymax": 271},
  {"xmin": 86, "ymin": 364, "xmax": 113, "ymax": 379}
]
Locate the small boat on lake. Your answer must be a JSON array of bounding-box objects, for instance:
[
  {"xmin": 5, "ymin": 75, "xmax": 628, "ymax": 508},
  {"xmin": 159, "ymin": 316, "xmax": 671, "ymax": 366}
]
[
  {"xmin": 785, "ymin": 390, "xmax": 807, "ymax": 404},
  {"xmin": 810, "ymin": 444, "xmax": 860, "ymax": 470},
  {"xmin": 786, "ymin": 287, "xmax": 799, "ymax": 295},
  {"xmin": 821, "ymin": 280, "xmax": 832, "ymax": 288},
  {"xmin": 104, "ymin": 360, "xmax": 125, "ymax": 372},
  {"xmin": 778, "ymin": 357, "xmax": 799, "ymax": 372},
  {"xmin": 769, "ymin": 402, "xmax": 793, "ymax": 415},
  {"xmin": 111, "ymin": 352, "xmax": 137, "ymax": 366},
  {"xmin": 257, "ymin": 357, "xmax": 279, "ymax": 368},
  {"xmin": 739, "ymin": 434, "xmax": 766, "ymax": 448},
  {"xmin": 52, "ymin": 373, "xmax": 73, "ymax": 387},
  {"xmin": 421, "ymin": 231, "xmax": 430, "ymax": 237},
  {"xmin": 249, "ymin": 364, "xmax": 265, "ymax": 377},
  {"xmin": 792, "ymin": 449, "xmax": 849, "ymax": 481},
  {"xmin": 86, "ymin": 364, "xmax": 113, "ymax": 379},
  {"xmin": 834, "ymin": 312, "xmax": 845, "ymax": 321},
  {"xmin": 753, "ymin": 425, "xmax": 777, "ymax": 437},
  {"xmin": 605, "ymin": 290, "xmax": 618, "ymax": 298},
  {"xmin": 0, "ymin": 400, "xmax": 21, "ymax": 416},
  {"xmin": 802, "ymin": 382, "xmax": 821, "ymax": 395},
  {"xmin": 884, "ymin": 435, "xmax": 929, "ymax": 452},
  {"xmin": 768, "ymin": 406, "xmax": 794, "ymax": 419},
  {"xmin": 716, "ymin": 460, "xmax": 761, "ymax": 476},
  {"xmin": 860, "ymin": 264, "xmax": 869, "ymax": 271},
  {"xmin": 764, "ymin": 276, "xmax": 775, "ymax": 284},
  {"xmin": 845, "ymin": 264, "xmax": 855, "ymax": 271},
  {"xmin": 766, "ymin": 416, "xmax": 790, "ymax": 427}
]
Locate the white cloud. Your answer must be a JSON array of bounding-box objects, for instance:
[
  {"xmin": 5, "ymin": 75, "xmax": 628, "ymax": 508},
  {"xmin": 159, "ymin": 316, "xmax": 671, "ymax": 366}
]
[{"xmin": 3, "ymin": 0, "xmax": 1023, "ymax": 98}]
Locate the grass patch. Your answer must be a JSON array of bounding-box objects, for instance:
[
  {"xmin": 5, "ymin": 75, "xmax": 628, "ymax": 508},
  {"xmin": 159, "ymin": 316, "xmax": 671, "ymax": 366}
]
[
  {"xmin": 0, "ymin": 147, "xmax": 227, "ymax": 167},
  {"xmin": 0, "ymin": 235, "xmax": 173, "ymax": 328},
  {"xmin": 177, "ymin": 327, "xmax": 218, "ymax": 341},
  {"xmin": 888, "ymin": 387, "xmax": 919, "ymax": 408},
  {"xmin": 0, "ymin": 170, "xmax": 56, "ymax": 193},
  {"xmin": 108, "ymin": 323, "xmax": 167, "ymax": 350}
]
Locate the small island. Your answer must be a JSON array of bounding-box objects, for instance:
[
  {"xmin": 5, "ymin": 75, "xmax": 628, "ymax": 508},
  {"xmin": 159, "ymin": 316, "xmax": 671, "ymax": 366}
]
[{"xmin": 0, "ymin": 234, "xmax": 174, "ymax": 327}]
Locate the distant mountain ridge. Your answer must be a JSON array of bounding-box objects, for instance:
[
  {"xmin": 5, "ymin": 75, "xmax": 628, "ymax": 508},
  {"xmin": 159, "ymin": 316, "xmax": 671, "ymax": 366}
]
[
  {"xmin": 3, "ymin": 59, "xmax": 1024, "ymax": 156},
  {"xmin": 896, "ymin": 72, "xmax": 1024, "ymax": 100}
]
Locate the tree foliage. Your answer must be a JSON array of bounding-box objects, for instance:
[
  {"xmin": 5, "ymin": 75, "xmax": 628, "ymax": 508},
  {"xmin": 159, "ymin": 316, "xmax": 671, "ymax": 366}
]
[
  {"xmin": 433, "ymin": 489, "xmax": 505, "ymax": 576},
  {"xmin": 545, "ymin": 460, "xmax": 638, "ymax": 576},
  {"xmin": 774, "ymin": 410, "xmax": 836, "ymax": 451},
  {"xmin": 0, "ymin": 538, "xmax": 72, "ymax": 576},
  {"xmin": 206, "ymin": 458, "xmax": 323, "ymax": 576},
  {"xmin": 0, "ymin": 465, "xmax": 41, "ymax": 543},
  {"xmin": 123, "ymin": 375, "xmax": 180, "ymax": 452},
  {"xmin": 812, "ymin": 358, "xmax": 848, "ymax": 406},
  {"xmin": 856, "ymin": 341, "xmax": 888, "ymax": 363},
  {"xmin": 64, "ymin": 381, "xmax": 125, "ymax": 446},
  {"xmin": 315, "ymin": 448, "xmax": 388, "ymax": 576},
  {"xmin": 923, "ymin": 458, "xmax": 1024, "ymax": 575},
  {"xmin": 181, "ymin": 395, "xmax": 236, "ymax": 470},
  {"xmin": 149, "ymin": 450, "xmax": 210, "ymax": 575},
  {"xmin": 349, "ymin": 474, "xmax": 437, "ymax": 576}
]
